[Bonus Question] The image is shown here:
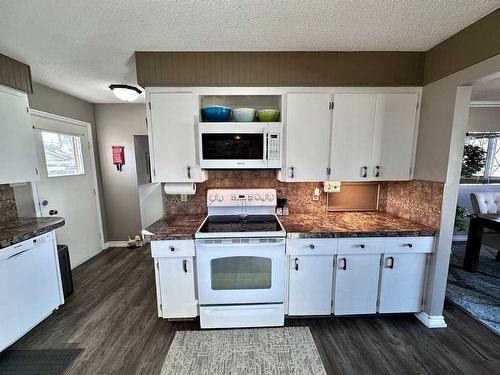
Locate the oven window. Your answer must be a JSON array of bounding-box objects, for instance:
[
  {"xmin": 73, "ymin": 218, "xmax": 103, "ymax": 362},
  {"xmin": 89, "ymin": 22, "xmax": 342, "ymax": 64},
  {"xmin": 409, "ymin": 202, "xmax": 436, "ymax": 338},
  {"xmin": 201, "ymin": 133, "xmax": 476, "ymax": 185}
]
[
  {"xmin": 211, "ymin": 256, "xmax": 272, "ymax": 290},
  {"xmin": 202, "ymin": 133, "xmax": 264, "ymax": 159}
]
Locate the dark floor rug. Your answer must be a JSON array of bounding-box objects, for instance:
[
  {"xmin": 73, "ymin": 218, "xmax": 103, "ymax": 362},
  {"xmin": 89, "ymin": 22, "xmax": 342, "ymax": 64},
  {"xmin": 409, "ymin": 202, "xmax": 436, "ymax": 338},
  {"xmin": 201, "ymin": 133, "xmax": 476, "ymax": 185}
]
[
  {"xmin": 447, "ymin": 243, "xmax": 500, "ymax": 335},
  {"xmin": 0, "ymin": 349, "xmax": 82, "ymax": 375}
]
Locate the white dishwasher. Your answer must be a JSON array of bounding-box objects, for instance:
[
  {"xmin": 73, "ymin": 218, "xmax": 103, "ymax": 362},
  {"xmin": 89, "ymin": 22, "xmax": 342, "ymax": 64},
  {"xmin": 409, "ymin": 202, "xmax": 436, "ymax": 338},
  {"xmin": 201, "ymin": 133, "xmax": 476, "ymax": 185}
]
[{"xmin": 0, "ymin": 232, "xmax": 62, "ymax": 352}]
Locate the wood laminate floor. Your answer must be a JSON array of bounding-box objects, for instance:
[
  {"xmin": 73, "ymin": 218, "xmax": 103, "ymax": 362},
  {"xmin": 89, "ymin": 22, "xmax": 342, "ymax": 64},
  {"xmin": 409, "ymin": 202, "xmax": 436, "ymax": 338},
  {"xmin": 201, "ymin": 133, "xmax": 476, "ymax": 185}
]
[{"xmin": 11, "ymin": 245, "xmax": 500, "ymax": 375}]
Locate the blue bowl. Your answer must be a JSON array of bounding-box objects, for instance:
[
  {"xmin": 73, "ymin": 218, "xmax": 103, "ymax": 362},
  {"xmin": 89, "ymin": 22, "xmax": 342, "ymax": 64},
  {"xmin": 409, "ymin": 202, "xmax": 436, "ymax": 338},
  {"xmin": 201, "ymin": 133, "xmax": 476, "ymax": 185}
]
[{"xmin": 201, "ymin": 105, "xmax": 231, "ymax": 122}]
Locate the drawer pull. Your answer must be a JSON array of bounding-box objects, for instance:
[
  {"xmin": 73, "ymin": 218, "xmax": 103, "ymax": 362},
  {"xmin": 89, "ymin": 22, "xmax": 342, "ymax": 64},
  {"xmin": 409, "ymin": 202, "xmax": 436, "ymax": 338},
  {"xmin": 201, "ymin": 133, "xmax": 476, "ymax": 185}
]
[
  {"xmin": 169, "ymin": 246, "xmax": 175, "ymax": 251},
  {"xmin": 294, "ymin": 258, "xmax": 299, "ymax": 271},
  {"xmin": 309, "ymin": 244, "xmax": 315, "ymax": 250},
  {"xmin": 183, "ymin": 259, "xmax": 188, "ymax": 273},
  {"xmin": 358, "ymin": 244, "xmax": 365, "ymax": 249},
  {"xmin": 405, "ymin": 243, "xmax": 413, "ymax": 248},
  {"xmin": 386, "ymin": 256, "xmax": 395, "ymax": 269}
]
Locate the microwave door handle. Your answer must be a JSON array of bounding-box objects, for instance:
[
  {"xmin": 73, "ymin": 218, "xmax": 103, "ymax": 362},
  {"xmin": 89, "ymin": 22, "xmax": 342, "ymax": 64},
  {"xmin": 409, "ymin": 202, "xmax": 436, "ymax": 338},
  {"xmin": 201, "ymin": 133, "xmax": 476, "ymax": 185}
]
[{"xmin": 264, "ymin": 132, "xmax": 268, "ymax": 161}]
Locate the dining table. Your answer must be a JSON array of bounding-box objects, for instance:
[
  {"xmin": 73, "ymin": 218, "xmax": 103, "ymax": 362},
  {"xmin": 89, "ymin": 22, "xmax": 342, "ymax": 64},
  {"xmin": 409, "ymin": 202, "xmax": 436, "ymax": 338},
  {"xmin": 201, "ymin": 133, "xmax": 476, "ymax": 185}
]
[{"xmin": 463, "ymin": 213, "xmax": 500, "ymax": 272}]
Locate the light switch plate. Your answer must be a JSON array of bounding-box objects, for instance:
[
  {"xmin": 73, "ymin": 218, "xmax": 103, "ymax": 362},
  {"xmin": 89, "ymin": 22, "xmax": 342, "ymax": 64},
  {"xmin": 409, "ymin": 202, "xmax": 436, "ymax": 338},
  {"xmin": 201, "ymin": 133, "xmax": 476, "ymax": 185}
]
[
  {"xmin": 324, "ymin": 181, "xmax": 341, "ymax": 193},
  {"xmin": 180, "ymin": 194, "xmax": 188, "ymax": 202},
  {"xmin": 313, "ymin": 188, "xmax": 321, "ymax": 201}
]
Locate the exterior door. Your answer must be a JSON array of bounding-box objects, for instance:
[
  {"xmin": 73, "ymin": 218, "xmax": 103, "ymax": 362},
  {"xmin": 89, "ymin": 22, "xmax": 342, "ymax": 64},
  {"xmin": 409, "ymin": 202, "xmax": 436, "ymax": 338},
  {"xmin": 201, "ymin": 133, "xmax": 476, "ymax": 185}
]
[
  {"xmin": 284, "ymin": 93, "xmax": 332, "ymax": 181},
  {"xmin": 32, "ymin": 113, "xmax": 102, "ymax": 268}
]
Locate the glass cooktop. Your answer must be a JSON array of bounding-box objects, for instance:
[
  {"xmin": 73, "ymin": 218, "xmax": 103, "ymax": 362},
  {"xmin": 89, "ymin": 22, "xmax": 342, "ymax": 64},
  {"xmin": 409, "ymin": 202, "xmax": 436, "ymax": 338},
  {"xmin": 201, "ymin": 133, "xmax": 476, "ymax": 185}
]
[{"xmin": 198, "ymin": 215, "xmax": 283, "ymax": 233}]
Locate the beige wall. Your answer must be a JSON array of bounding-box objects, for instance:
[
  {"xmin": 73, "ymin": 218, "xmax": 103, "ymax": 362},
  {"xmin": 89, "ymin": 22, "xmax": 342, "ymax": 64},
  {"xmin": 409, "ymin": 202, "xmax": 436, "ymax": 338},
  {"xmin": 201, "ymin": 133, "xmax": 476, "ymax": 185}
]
[
  {"xmin": 467, "ymin": 107, "xmax": 500, "ymax": 132},
  {"xmin": 414, "ymin": 53, "xmax": 500, "ymax": 320},
  {"xmin": 94, "ymin": 104, "xmax": 147, "ymax": 241}
]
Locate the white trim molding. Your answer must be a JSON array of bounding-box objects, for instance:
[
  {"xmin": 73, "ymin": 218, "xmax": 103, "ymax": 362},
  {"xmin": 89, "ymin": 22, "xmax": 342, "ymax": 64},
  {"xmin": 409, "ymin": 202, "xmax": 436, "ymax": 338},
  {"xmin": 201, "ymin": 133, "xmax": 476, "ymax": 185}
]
[
  {"xmin": 469, "ymin": 100, "xmax": 500, "ymax": 108},
  {"xmin": 415, "ymin": 312, "xmax": 448, "ymax": 328},
  {"xmin": 105, "ymin": 241, "xmax": 130, "ymax": 248},
  {"xmin": 452, "ymin": 235, "xmax": 467, "ymax": 242}
]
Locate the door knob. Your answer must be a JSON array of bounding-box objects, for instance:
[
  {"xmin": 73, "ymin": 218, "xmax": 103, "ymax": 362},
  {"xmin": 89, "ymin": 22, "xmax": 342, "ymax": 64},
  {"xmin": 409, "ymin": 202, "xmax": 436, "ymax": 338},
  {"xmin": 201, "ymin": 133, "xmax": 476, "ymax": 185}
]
[
  {"xmin": 41, "ymin": 200, "xmax": 49, "ymax": 206},
  {"xmin": 49, "ymin": 209, "xmax": 59, "ymax": 216}
]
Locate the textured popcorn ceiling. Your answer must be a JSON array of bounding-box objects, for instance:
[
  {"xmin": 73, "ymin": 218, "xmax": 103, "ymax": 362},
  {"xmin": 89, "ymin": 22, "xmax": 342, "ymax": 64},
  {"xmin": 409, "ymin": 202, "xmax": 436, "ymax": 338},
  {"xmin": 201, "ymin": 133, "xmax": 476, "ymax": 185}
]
[{"xmin": 0, "ymin": 1, "xmax": 498, "ymax": 103}]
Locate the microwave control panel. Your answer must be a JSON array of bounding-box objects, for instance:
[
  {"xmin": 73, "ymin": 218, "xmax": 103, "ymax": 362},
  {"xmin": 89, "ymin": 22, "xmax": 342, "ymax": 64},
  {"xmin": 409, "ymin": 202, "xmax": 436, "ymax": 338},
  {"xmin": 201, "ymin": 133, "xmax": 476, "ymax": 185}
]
[{"xmin": 267, "ymin": 134, "xmax": 280, "ymax": 160}]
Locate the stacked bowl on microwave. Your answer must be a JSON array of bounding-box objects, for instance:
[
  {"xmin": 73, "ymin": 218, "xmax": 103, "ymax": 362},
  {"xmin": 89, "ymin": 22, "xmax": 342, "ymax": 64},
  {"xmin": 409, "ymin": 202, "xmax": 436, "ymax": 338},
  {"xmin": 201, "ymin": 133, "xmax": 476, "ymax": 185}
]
[
  {"xmin": 201, "ymin": 105, "xmax": 280, "ymax": 122},
  {"xmin": 200, "ymin": 105, "xmax": 232, "ymax": 122},
  {"xmin": 232, "ymin": 108, "xmax": 256, "ymax": 122}
]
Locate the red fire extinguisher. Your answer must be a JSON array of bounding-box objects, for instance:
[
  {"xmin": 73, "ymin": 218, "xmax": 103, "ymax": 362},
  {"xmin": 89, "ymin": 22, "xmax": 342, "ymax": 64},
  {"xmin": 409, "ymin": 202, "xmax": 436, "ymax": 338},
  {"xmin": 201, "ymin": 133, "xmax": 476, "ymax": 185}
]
[{"xmin": 112, "ymin": 145, "xmax": 125, "ymax": 171}]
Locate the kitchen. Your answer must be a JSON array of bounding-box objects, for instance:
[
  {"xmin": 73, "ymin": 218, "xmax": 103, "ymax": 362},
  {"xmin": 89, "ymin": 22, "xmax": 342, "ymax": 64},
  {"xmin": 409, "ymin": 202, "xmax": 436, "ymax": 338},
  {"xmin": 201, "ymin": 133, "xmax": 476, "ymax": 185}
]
[{"xmin": 1, "ymin": 2, "xmax": 500, "ymax": 374}]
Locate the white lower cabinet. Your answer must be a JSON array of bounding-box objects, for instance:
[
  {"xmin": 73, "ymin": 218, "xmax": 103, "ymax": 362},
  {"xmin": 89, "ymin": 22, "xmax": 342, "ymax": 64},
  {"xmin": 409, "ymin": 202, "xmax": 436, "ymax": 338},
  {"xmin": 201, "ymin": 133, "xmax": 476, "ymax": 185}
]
[
  {"xmin": 288, "ymin": 255, "xmax": 334, "ymax": 316},
  {"xmin": 378, "ymin": 253, "xmax": 428, "ymax": 313},
  {"xmin": 152, "ymin": 240, "xmax": 197, "ymax": 319},
  {"xmin": 333, "ymin": 254, "xmax": 381, "ymax": 315}
]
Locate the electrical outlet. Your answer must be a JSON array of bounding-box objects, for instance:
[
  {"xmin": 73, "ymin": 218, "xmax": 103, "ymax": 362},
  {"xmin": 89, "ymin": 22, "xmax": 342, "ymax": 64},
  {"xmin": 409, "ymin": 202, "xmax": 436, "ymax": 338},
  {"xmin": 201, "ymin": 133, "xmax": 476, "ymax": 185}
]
[
  {"xmin": 324, "ymin": 181, "xmax": 341, "ymax": 193},
  {"xmin": 180, "ymin": 194, "xmax": 188, "ymax": 202},
  {"xmin": 313, "ymin": 188, "xmax": 321, "ymax": 201}
]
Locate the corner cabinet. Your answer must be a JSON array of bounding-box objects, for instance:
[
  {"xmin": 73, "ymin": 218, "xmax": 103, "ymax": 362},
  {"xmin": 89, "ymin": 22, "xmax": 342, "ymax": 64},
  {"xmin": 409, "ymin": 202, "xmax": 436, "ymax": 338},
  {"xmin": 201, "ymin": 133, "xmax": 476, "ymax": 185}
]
[
  {"xmin": 151, "ymin": 240, "xmax": 197, "ymax": 319},
  {"xmin": 0, "ymin": 84, "xmax": 39, "ymax": 184},
  {"xmin": 146, "ymin": 92, "xmax": 205, "ymax": 183}
]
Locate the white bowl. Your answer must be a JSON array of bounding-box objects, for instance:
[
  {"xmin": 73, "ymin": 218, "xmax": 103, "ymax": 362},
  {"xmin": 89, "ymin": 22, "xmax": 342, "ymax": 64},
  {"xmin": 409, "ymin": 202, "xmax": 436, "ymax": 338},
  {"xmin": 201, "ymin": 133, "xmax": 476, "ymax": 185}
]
[{"xmin": 233, "ymin": 108, "xmax": 256, "ymax": 122}]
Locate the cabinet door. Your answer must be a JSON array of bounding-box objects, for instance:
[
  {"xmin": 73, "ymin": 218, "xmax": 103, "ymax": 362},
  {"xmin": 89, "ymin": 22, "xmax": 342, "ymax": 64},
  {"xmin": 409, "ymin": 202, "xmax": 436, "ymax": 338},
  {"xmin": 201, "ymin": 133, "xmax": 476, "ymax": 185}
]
[
  {"xmin": 148, "ymin": 92, "xmax": 200, "ymax": 182},
  {"xmin": 330, "ymin": 94, "xmax": 376, "ymax": 181},
  {"xmin": 371, "ymin": 93, "xmax": 418, "ymax": 181},
  {"xmin": 333, "ymin": 254, "xmax": 380, "ymax": 315},
  {"xmin": 288, "ymin": 255, "xmax": 333, "ymax": 315},
  {"xmin": 378, "ymin": 253, "xmax": 427, "ymax": 313},
  {"xmin": 284, "ymin": 93, "xmax": 332, "ymax": 181},
  {"xmin": 0, "ymin": 86, "xmax": 38, "ymax": 184},
  {"xmin": 158, "ymin": 257, "xmax": 197, "ymax": 318}
]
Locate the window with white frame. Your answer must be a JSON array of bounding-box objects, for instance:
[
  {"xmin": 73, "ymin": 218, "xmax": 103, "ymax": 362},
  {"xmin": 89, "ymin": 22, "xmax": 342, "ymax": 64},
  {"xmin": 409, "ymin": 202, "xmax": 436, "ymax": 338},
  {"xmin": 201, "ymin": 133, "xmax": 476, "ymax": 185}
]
[
  {"xmin": 463, "ymin": 132, "xmax": 500, "ymax": 181},
  {"xmin": 41, "ymin": 131, "xmax": 85, "ymax": 177}
]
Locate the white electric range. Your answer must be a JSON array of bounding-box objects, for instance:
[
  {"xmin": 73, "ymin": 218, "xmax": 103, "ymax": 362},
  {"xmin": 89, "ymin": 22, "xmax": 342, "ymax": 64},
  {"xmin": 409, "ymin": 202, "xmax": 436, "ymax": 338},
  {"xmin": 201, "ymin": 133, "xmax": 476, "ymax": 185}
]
[{"xmin": 195, "ymin": 189, "xmax": 286, "ymax": 329}]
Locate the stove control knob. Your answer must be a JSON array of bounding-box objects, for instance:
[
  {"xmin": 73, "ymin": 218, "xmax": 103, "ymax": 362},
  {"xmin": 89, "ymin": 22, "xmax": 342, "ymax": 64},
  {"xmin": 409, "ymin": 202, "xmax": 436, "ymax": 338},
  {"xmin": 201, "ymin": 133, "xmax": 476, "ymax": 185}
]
[
  {"xmin": 263, "ymin": 194, "xmax": 269, "ymax": 201},
  {"xmin": 254, "ymin": 194, "xmax": 261, "ymax": 201},
  {"xmin": 209, "ymin": 195, "xmax": 216, "ymax": 202},
  {"xmin": 217, "ymin": 195, "xmax": 224, "ymax": 202},
  {"xmin": 269, "ymin": 194, "xmax": 275, "ymax": 201}
]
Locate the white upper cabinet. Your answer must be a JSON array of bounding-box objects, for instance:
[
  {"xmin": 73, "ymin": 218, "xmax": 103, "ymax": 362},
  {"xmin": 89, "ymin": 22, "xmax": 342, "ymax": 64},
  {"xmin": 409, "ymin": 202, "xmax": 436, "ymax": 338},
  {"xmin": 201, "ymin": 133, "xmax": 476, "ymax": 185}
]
[
  {"xmin": 0, "ymin": 85, "xmax": 38, "ymax": 184},
  {"xmin": 147, "ymin": 92, "xmax": 203, "ymax": 183},
  {"xmin": 330, "ymin": 94, "xmax": 377, "ymax": 181},
  {"xmin": 330, "ymin": 92, "xmax": 418, "ymax": 182},
  {"xmin": 371, "ymin": 93, "xmax": 418, "ymax": 181},
  {"xmin": 281, "ymin": 93, "xmax": 332, "ymax": 181}
]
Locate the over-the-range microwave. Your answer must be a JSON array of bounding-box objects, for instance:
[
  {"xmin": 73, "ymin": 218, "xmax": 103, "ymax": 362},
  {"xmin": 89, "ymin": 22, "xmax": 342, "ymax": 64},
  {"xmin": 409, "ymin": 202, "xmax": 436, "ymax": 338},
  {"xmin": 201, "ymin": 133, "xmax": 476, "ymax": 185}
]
[{"xmin": 198, "ymin": 123, "xmax": 282, "ymax": 169}]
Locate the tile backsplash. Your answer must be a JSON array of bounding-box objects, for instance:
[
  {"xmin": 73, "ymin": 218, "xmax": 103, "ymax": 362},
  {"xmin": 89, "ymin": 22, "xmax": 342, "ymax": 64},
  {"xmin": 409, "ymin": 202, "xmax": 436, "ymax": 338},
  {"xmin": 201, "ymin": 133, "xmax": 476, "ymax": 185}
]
[
  {"xmin": 379, "ymin": 180, "xmax": 444, "ymax": 229},
  {"xmin": 0, "ymin": 184, "xmax": 17, "ymax": 221},
  {"xmin": 165, "ymin": 170, "xmax": 326, "ymax": 215},
  {"xmin": 165, "ymin": 171, "xmax": 444, "ymax": 230}
]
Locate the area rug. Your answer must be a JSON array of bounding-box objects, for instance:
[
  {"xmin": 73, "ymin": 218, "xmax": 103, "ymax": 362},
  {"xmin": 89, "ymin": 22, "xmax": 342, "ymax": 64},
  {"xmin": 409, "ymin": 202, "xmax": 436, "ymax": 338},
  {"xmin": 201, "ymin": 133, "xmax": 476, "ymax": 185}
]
[
  {"xmin": 446, "ymin": 243, "xmax": 500, "ymax": 335},
  {"xmin": 0, "ymin": 349, "xmax": 83, "ymax": 375},
  {"xmin": 160, "ymin": 327, "xmax": 326, "ymax": 375}
]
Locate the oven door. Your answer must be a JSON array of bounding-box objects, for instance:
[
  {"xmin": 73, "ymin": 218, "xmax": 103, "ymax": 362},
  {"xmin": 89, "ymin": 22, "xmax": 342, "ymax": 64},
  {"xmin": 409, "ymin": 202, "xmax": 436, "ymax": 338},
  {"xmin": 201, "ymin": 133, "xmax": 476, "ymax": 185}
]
[
  {"xmin": 195, "ymin": 238, "xmax": 285, "ymax": 305},
  {"xmin": 199, "ymin": 124, "xmax": 268, "ymax": 169}
]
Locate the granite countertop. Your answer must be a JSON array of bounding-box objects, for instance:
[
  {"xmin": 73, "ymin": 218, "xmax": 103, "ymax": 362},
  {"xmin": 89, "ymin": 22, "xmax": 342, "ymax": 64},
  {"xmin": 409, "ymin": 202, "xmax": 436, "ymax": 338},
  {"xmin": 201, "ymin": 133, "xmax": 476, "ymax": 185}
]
[
  {"xmin": 144, "ymin": 211, "xmax": 437, "ymax": 241},
  {"xmin": 144, "ymin": 214, "xmax": 206, "ymax": 241},
  {"xmin": 0, "ymin": 217, "xmax": 65, "ymax": 249},
  {"xmin": 280, "ymin": 211, "xmax": 438, "ymax": 239}
]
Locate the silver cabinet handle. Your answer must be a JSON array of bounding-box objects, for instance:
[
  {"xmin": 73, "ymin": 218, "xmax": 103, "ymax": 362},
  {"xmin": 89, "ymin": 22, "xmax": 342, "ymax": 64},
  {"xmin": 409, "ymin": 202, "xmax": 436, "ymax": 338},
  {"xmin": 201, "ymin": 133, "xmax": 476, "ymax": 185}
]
[
  {"xmin": 386, "ymin": 256, "xmax": 395, "ymax": 269},
  {"xmin": 183, "ymin": 259, "xmax": 188, "ymax": 273},
  {"xmin": 361, "ymin": 166, "xmax": 368, "ymax": 178},
  {"xmin": 374, "ymin": 166, "xmax": 380, "ymax": 177},
  {"xmin": 290, "ymin": 166, "xmax": 295, "ymax": 178},
  {"xmin": 294, "ymin": 257, "xmax": 299, "ymax": 271},
  {"xmin": 187, "ymin": 166, "xmax": 191, "ymax": 179}
]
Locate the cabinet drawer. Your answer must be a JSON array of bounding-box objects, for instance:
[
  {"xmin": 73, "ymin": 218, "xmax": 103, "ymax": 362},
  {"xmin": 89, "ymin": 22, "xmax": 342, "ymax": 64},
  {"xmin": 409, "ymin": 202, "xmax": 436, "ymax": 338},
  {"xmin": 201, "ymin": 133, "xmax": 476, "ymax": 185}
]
[
  {"xmin": 286, "ymin": 238, "xmax": 338, "ymax": 255},
  {"xmin": 337, "ymin": 237, "xmax": 385, "ymax": 254},
  {"xmin": 385, "ymin": 237, "xmax": 434, "ymax": 254},
  {"xmin": 151, "ymin": 240, "xmax": 195, "ymax": 258}
]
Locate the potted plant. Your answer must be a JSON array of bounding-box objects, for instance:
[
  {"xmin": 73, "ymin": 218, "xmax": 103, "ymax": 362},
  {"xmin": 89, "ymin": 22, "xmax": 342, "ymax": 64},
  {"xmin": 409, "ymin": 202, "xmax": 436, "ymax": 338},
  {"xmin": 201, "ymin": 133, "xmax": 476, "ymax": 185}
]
[
  {"xmin": 461, "ymin": 144, "xmax": 486, "ymax": 177},
  {"xmin": 455, "ymin": 205, "xmax": 469, "ymax": 232}
]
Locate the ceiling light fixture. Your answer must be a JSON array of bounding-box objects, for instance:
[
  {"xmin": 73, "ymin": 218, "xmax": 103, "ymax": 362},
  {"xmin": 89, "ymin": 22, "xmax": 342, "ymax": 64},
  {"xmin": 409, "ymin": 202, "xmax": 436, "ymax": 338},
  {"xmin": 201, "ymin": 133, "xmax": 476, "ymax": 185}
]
[{"xmin": 109, "ymin": 84, "xmax": 142, "ymax": 102}]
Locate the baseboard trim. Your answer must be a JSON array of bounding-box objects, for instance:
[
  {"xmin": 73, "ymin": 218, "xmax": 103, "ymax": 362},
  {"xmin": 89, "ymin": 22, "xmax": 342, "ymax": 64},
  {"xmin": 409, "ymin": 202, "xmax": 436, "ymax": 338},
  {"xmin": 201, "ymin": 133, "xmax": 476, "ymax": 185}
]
[
  {"xmin": 415, "ymin": 312, "xmax": 448, "ymax": 328},
  {"xmin": 105, "ymin": 241, "xmax": 129, "ymax": 248},
  {"xmin": 452, "ymin": 235, "xmax": 467, "ymax": 242}
]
